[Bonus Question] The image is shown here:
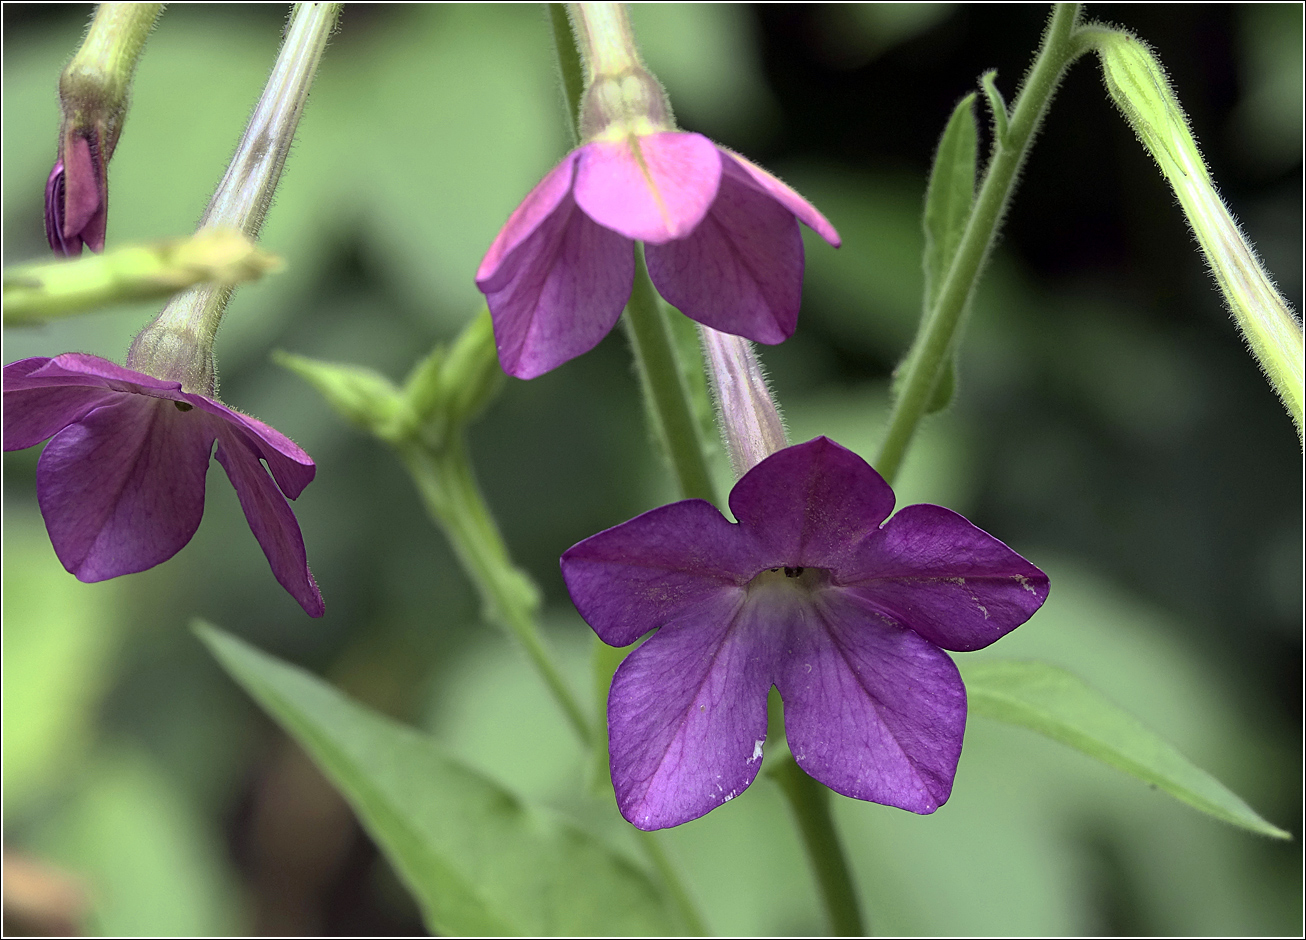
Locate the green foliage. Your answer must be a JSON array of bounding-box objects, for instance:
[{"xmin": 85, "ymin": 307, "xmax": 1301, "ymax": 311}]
[
  {"xmin": 199, "ymin": 623, "xmax": 681, "ymax": 936},
  {"xmin": 274, "ymin": 350, "xmax": 412, "ymax": 442},
  {"xmin": 896, "ymin": 90, "xmax": 978, "ymax": 415},
  {"xmin": 962, "ymin": 659, "xmax": 1290, "ymax": 840}
]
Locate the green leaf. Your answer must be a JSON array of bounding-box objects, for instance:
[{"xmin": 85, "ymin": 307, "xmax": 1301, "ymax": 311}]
[
  {"xmin": 197, "ymin": 623, "xmax": 681, "ymax": 936},
  {"xmin": 922, "ymin": 92, "xmax": 978, "ymax": 315},
  {"xmin": 275, "ymin": 351, "xmax": 413, "ymax": 442},
  {"xmin": 962, "ymin": 660, "xmax": 1291, "ymax": 840},
  {"xmin": 980, "ymin": 70, "xmax": 1010, "ymax": 145},
  {"xmin": 910, "ymin": 92, "xmax": 979, "ymax": 415}
]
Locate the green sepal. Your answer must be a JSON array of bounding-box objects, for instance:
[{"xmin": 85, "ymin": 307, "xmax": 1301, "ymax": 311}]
[
  {"xmin": 980, "ymin": 69, "xmax": 1010, "ymax": 146},
  {"xmin": 962, "ymin": 659, "xmax": 1291, "ymax": 840},
  {"xmin": 197, "ymin": 623, "xmax": 681, "ymax": 936},
  {"xmin": 273, "ymin": 350, "xmax": 413, "ymax": 443}
]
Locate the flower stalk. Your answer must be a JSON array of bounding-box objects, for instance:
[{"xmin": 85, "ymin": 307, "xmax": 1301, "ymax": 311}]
[
  {"xmin": 126, "ymin": 2, "xmax": 339, "ymax": 395},
  {"xmin": 876, "ymin": 3, "xmax": 1085, "ymax": 485}
]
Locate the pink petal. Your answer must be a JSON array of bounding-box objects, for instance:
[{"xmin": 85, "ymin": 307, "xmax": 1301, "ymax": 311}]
[
  {"xmin": 607, "ymin": 587, "xmax": 776, "ymax": 830},
  {"xmin": 573, "ymin": 132, "xmax": 722, "ymax": 244},
  {"xmin": 561, "ymin": 499, "xmax": 762, "ymax": 648},
  {"xmin": 729, "ymin": 437, "xmax": 896, "ymax": 571},
  {"xmin": 842, "ymin": 504, "xmax": 1050, "ymax": 652},
  {"xmin": 480, "ymin": 187, "xmax": 634, "ymax": 379},
  {"xmin": 778, "ymin": 586, "xmax": 965, "ymax": 813},
  {"xmin": 645, "ymin": 155, "xmax": 803, "ymax": 344},
  {"xmin": 214, "ymin": 424, "xmax": 324, "ymax": 617},
  {"xmin": 8, "ymin": 353, "xmax": 182, "ymax": 394},
  {"xmin": 37, "ymin": 396, "xmax": 213, "ymax": 581},
  {"xmin": 477, "ymin": 153, "xmax": 582, "ymax": 284},
  {"xmin": 721, "ymin": 150, "xmax": 841, "ymax": 247}
]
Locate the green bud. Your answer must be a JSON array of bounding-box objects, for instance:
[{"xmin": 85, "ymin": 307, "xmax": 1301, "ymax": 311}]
[
  {"xmin": 5, "ymin": 229, "xmax": 280, "ymax": 326},
  {"xmin": 275, "ymin": 352, "xmax": 414, "ymax": 443},
  {"xmin": 1091, "ymin": 28, "xmax": 1304, "ymax": 441}
]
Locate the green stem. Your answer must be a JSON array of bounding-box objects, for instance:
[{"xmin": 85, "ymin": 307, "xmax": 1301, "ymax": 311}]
[
  {"xmin": 623, "ymin": 248, "xmax": 719, "ymax": 504},
  {"xmin": 875, "ymin": 3, "xmax": 1085, "ymax": 485},
  {"xmin": 636, "ymin": 831, "xmax": 709, "ymax": 936},
  {"xmin": 397, "ymin": 438, "xmax": 595, "ymax": 747},
  {"xmin": 548, "ymin": 2, "xmax": 583, "ymax": 144},
  {"xmin": 772, "ymin": 756, "xmax": 865, "ymax": 936}
]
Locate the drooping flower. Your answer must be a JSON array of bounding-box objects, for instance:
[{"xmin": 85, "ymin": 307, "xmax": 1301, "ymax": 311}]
[
  {"xmin": 562, "ymin": 436, "xmax": 1049, "ymax": 830},
  {"xmin": 477, "ymin": 132, "xmax": 840, "ymax": 380},
  {"xmin": 3, "ymin": 354, "xmax": 324, "ymax": 617}
]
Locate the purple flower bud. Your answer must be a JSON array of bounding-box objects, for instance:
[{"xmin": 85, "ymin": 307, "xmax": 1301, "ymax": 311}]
[
  {"xmin": 44, "ymin": 129, "xmax": 108, "ymax": 257},
  {"xmin": 562, "ymin": 436, "xmax": 1049, "ymax": 830}
]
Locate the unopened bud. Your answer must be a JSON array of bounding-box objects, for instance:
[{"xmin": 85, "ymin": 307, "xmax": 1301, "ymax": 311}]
[
  {"xmin": 700, "ymin": 325, "xmax": 788, "ymax": 477},
  {"xmin": 46, "ymin": 3, "xmax": 163, "ymax": 256}
]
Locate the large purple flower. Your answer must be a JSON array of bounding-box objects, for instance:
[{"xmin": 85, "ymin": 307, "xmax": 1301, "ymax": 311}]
[
  {"xmin": 476, "ymin": 131, "xmax": 841, "ymax": 379},
  {"xmin": 3, "ymin": 354, "xmax": 323, "ymax": 616},
  {"xmin": 562, "ymin": 436, "xmax": 1049, "ymax": 830}
]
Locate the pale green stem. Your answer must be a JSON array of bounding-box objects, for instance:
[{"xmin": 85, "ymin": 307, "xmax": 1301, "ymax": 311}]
[
  {"xmin": 61, "ymin": 2, "xmax": 163, "ymax": 150},
  {"xmin": 125, "ymin": 2, "xmax": 338, "ymax": 394},
  {"xmin": 876, "ymin": 3, "xmax": 1085, "ymax": 485},
  {"xmin": 397, "ymin": 439, "xmax": 595, "ymax": 748}
]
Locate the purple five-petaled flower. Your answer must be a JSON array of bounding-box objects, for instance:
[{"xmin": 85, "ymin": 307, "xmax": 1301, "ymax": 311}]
[
  {"xmin": 562, "ymin": 436, "xmax": 1048, "ymax": 830},
  {"xmin": 476, "ymin": 131, "xmax": 840, "ymax": 379},
  {"xmin": 45, "ymin": 129, "xmax": 108, "ymax": 257},
  {"xmin": 3, "ymin": 354, "xmax": 324, "ymax": 616}
]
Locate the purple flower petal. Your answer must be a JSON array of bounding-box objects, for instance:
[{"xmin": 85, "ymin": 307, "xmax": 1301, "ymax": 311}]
[
  {"xmin": 3, "ymin": 370, "xmax": 120, "ymax": 451},
  {"xmin": 562, "ymin": 499, "xmax": 762, "ymax": 647},
  {"xmin": 573, "ymin": 132, "xmax": 721, "ymax": 244},
  {"xmin": 193, "ymin": 399, "xmax": 315, "ymax": 500},
  {"xmin": 721, "ymin": 150, "xmax": 841, "ymax": 247},
  {"xmin": 37, "ymin": 395, "xmax": 212, "ymax": 581},
  {"xmin": 479, "ymin": 188, "xmax": 633, "ymax": 379},
  {"xmin": 644, "ymin": 155, "xmax": 803, "ymax": 344},
  {"xmin": 45, "ymin": 161, "xmax": 75, "ymax": 257},
  {"xmin": 608, "ymin": 587, "xmax": 777, "ymax": 830},
  {"xmin": 842, "ymin": 504, "xmax": 1050, "ymax": 652},
  {"xmin": 214, "ymin": 424, "xmax": 324, "ymax": 617},
  {"xmin": 729, "ymin": 437, "xmax": 896, "ymax": 571},
  {"xmin": 779, "ymin": 586, "xmax": 965, "ymax": 813}
]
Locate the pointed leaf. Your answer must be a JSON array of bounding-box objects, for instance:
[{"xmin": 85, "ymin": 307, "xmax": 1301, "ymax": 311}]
[
  {"xmin": 962, "ymin": 660, "xmax": 1290, "ymax": 839},
  {"xmin": 275, "ymin": 351, "xmax": 413, "ymax": 442},
  {"xmin": 922, "ymin": 92, "xmax": 978, "ymax": 314},
  {"xmin": 197, "ymin": 623, "xmax": 681, "ymax": 936}
]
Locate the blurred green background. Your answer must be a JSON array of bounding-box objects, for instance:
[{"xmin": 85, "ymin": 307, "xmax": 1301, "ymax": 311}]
[{"xmin": 3, "ymin": 3, "xmax": 1300, "ymax": 935}]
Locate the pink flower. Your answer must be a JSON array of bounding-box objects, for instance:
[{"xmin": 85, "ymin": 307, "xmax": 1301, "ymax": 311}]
[
  {"xmin": 4, "ymin": 354, "xmax": 324, "ymax": 616},
  {"xmin": 476, "ymin": 132, "xmax": 840, "ymax": 379}
]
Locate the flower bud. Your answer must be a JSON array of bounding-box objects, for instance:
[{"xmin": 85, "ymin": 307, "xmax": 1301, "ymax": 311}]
[
  {"xmin": 700, "ymin": 325, "xmax": 787, "ymax": 477},
  {"xmin": 45, "ymin": 3, "xmax": 163, "ymax": 256},
  {"xmin": 1093, "ymin": 28, "xmax": 1303, "ymax": 438}
]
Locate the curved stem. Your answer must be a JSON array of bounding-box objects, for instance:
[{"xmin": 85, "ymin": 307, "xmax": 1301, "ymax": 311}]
[
  {"xmin": 398, "ymin": 438, "xmax": 595, "ymax": 747},
  {"xmin": 875, "ymin": 3, "xmax": 1085, "ymax": 485},
  {"xmin": 623, "ymin": 248, "xmax": 720, "ymax": 504},
  {"xmin": 772, "ymin": 756, "xmax": 865, "ymax": 936}
]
